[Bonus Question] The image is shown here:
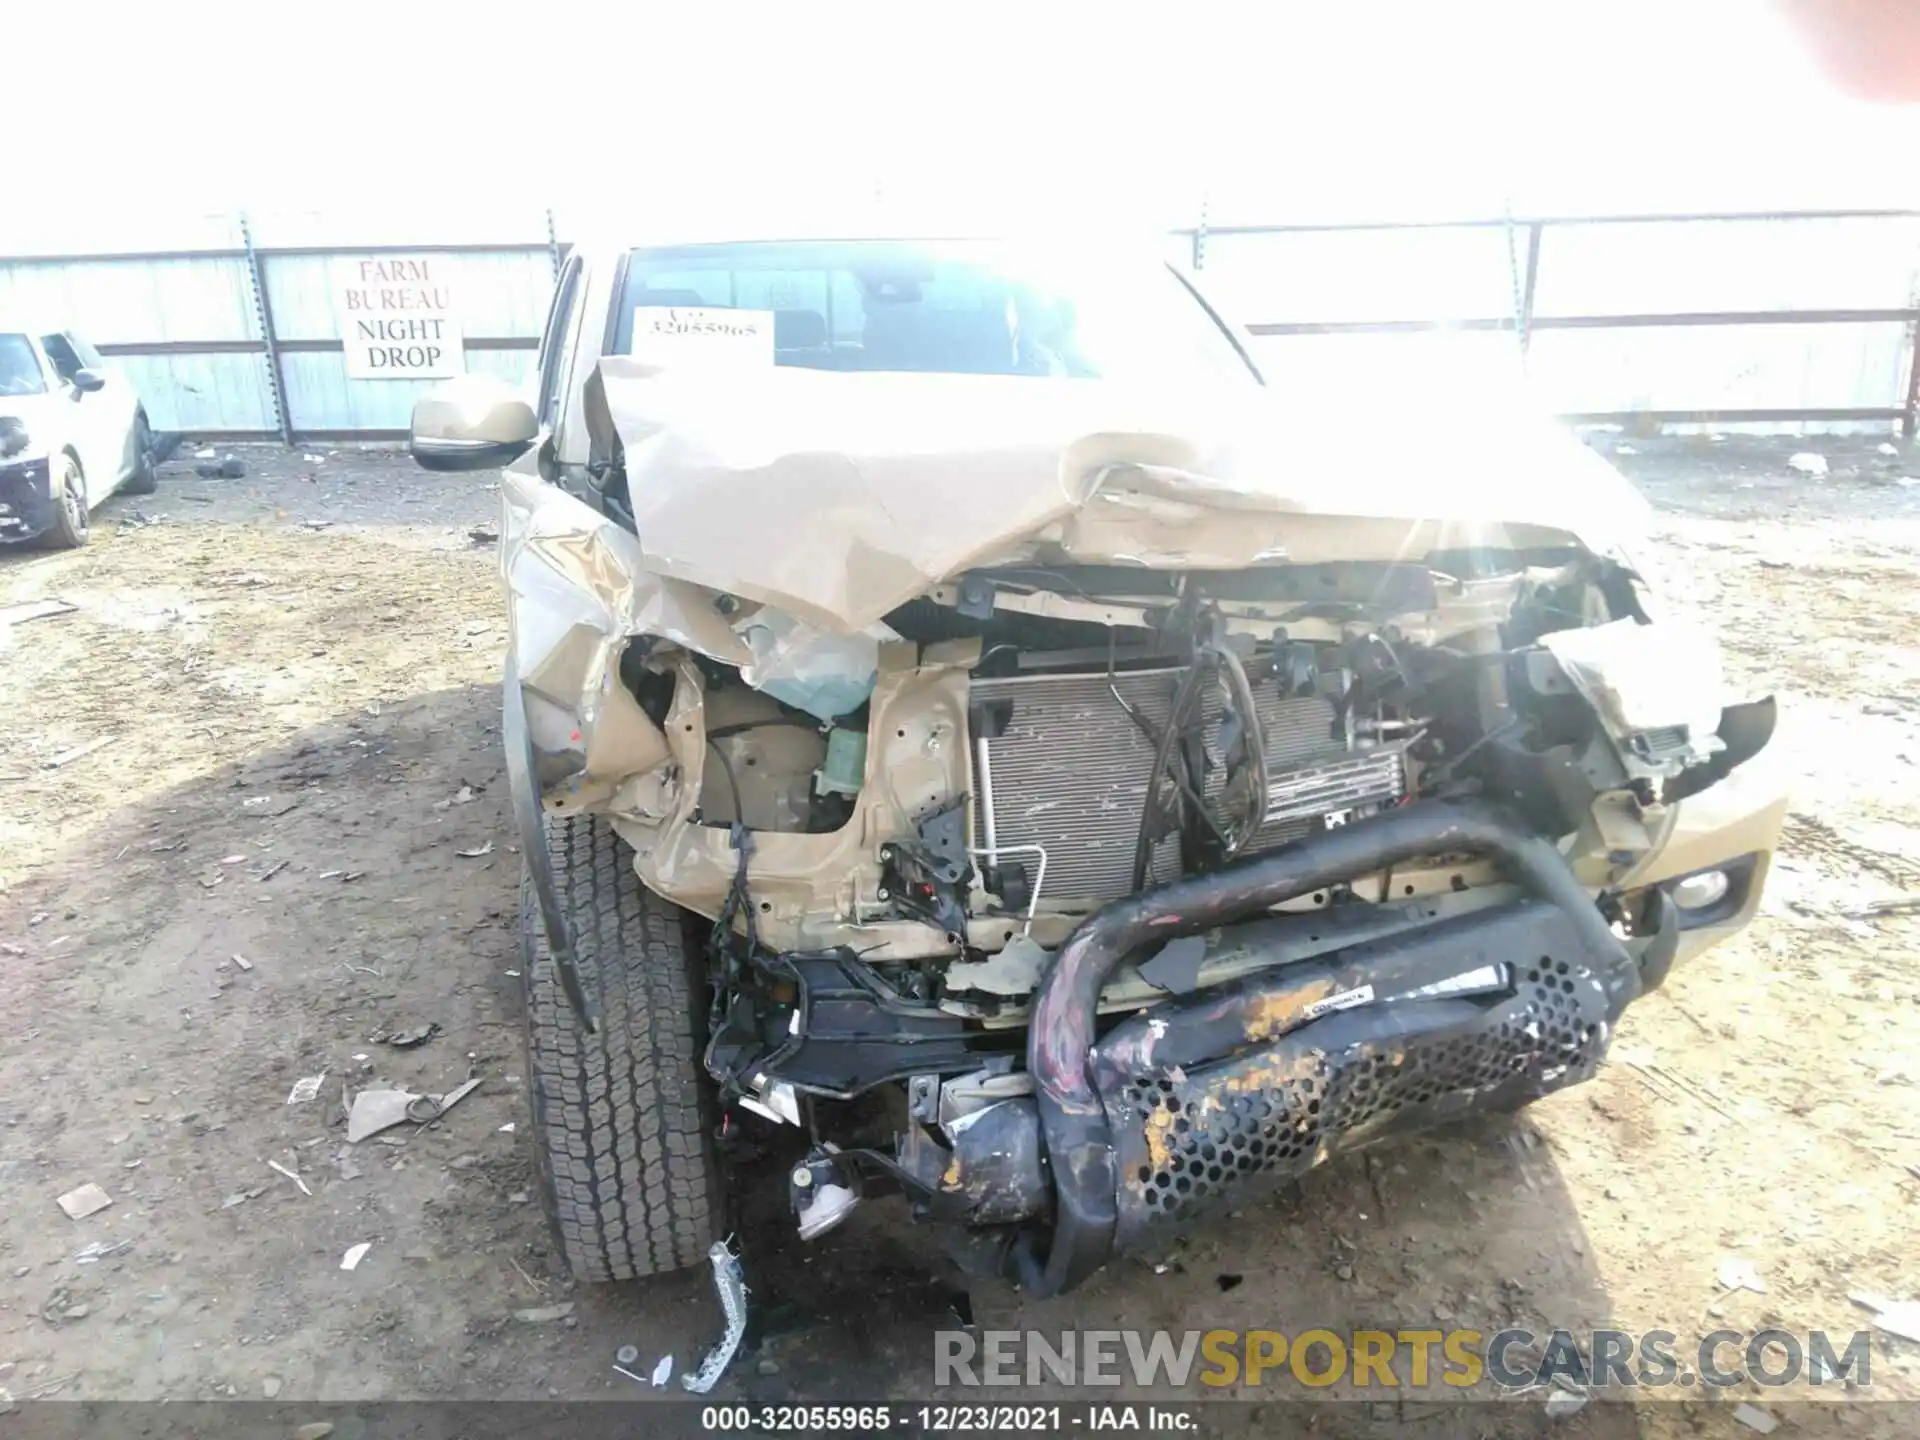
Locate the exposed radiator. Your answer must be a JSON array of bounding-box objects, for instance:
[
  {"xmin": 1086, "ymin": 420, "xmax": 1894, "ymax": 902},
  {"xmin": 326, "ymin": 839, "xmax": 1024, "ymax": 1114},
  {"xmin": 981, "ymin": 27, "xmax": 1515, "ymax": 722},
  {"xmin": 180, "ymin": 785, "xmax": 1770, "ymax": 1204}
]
[{"xmin": 969, "ymin": 667, "xmax": 1406, "ymax": 905}]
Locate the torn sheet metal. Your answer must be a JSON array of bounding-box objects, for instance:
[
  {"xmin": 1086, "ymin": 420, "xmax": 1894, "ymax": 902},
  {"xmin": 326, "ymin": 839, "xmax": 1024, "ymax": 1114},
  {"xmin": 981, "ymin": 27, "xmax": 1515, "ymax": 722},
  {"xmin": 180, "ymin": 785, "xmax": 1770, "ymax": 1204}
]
[
  {"xmin": 500, "ymin": 469, "xmax": 980, "ymax": 947},
  {"xmin": 681, "ymin": 1241, "xmax": 749, "ymax": 1394},
  {"xmin": 586, "ymin": 355, "xmax": 1651, "ymax": 635}
]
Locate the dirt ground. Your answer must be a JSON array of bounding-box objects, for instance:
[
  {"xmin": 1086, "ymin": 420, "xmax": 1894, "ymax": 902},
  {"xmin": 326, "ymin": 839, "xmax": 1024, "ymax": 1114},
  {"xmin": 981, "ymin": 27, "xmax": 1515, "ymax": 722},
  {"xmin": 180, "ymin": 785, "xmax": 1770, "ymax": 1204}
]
[{"xmin": 1, "ymin": 436, "xmax": 1917, "ymax": 1435}]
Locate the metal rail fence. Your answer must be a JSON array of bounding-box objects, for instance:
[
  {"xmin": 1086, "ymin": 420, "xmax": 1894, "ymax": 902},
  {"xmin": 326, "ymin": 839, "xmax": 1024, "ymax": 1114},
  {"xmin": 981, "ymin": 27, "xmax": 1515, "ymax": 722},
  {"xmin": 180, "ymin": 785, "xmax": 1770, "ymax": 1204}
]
[
  {"xmin": 2, "ymin": 208, "xmax": 1916, "ymax": 441},
  {"xmin": 1178, "ymin": 207, "xmax": 1920, "ymax": 433}
]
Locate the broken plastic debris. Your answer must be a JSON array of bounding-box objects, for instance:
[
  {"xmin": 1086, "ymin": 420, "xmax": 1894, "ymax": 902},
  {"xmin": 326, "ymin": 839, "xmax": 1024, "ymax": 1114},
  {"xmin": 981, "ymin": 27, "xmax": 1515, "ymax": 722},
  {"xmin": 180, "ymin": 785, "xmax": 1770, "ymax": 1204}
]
[
  {"xmin": 437, "ymin": 1077, "xmax": 484, "ymax": 1113},
  {"xmin": 1542, "ymin": 1386, "xmax": 1587, "ymax": 1418},
  {"xmin": 455, "ymin": 840, "xmax": 494, "ymax": 858},
  {"xmin": 382, "ymin": 1023, "xmax": 440, "ymax": 1049},
  {"xmin": 193, "ymin": 447, "xmax": 216, "ymax": 460},
  {"xmin": 1716, "ymin": 1255, "xmax": 1766, "ymax": 1294},
  {"xmin": 266, "ymin": 1158, "xmax": 312, "ymax": 1197},
  {"xmin": 340, "ymin": 1242, "xmax": 371, "ymax": 1271},
  {"xmin": 1787, "ymin": 451, "xmax": 1829, "ymax": 477},
  {"xmin": 231, "ymin": 954, "xmax": 254, "ymax": 972},
  {"xmin": 1732, "ymin": 1404, "xmax": 1779, "ymax": 1435},
  {"xmin": 1850, "ymin": 1291, "xmax": 1920, "ymax": 1344},
  {"xmin": 346, "ymin": 1090, "xmax": 418, "ymax": 1143},
  {"xmin": 497, "ymin": 1122, "xmax": 516, "ymax": 1133},
  {"xmin": 652, "ymin": 1354, "xmax": 673, "ymax": 1386},
  {"xmin": 55, "ymin": 1184, "xmax": 113, "ymax": 1220},
  {"xmin": 347, "ymin": 1076, "xmax": 483, "ymax": 1143},
  {"xmin": 735, "ymin": 609, "xmax": 886, "ymax": 722},
  {"xmin": 286, "ymin": 1073, "xmax": 326, "ymax": 1105},
  {"xmin": 512, "ymin": 1302, "xmax": 575, "ymax": 1323},
  {"xmin": 681, "ymin": 1241, "xmax": 749, "ymax": 1394},
  {"xmin": 1878, "ymin": 442, "xmax": 1899, "ymax": 456},
  {"xmin": 71, "ymin": 1239, "xmax": 134, "ymax": 1264}
]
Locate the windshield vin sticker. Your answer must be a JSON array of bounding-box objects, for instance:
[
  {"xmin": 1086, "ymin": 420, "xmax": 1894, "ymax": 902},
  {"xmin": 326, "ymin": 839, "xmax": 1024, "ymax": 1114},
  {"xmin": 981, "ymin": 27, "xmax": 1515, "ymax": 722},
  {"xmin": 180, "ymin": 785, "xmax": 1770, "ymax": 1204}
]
[
  {"xmin": 630, "ymin": 307, "xmax": 775, "ymax": 368},
  {"xmin": 1303, "ymin": 983, "xmax": 1375, "ymax": 1020}
]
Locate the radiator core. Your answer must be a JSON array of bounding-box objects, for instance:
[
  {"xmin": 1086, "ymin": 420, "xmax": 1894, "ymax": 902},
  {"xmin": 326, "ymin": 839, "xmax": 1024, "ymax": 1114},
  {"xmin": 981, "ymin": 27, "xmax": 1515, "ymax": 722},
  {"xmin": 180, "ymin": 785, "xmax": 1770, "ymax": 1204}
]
[{"xmin": 968, "ymin": 667, "xmax": 1406, "ymax": 905}]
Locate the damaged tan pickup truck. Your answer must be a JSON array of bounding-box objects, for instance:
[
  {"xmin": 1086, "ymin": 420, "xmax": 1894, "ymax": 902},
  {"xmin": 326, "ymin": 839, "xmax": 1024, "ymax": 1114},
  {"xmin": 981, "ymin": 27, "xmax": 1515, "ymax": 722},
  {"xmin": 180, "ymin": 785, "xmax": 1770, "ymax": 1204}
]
[{"xmin": 410, "ymin": 237, "xmax": 1786, "ymax": 1297}]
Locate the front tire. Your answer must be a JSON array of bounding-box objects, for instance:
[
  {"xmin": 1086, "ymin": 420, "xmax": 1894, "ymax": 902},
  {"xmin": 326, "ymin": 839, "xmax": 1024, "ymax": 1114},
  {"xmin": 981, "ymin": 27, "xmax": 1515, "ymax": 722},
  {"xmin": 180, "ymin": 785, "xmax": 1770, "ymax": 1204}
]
[
  {"xmin": 42, "ymin": 453, "xmax": 89, "ymax": 549},
  {"xmin": 122, "ymin": 415, "xmax": 158, "ymax": 496},
  {"xmin": 523, "ymin": 812, "xmax": 723, "ymax": 1282}
]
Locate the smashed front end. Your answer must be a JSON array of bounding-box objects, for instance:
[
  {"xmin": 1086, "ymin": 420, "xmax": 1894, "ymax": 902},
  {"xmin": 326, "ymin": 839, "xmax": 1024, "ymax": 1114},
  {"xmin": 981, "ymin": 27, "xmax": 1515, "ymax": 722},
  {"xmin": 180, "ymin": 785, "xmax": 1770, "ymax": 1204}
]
[{"xmin": 504, "ymin": 359, "xmax": 1785, "ymax": 1294}]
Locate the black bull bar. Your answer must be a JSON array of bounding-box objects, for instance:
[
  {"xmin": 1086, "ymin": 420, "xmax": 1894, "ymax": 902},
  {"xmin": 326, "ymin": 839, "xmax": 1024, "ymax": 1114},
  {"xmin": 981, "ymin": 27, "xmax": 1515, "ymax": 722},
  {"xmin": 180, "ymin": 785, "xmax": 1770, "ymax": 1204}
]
[{"xmin": 1008, "ymin": 798, "xmax": 1647, "ymax": 1297}]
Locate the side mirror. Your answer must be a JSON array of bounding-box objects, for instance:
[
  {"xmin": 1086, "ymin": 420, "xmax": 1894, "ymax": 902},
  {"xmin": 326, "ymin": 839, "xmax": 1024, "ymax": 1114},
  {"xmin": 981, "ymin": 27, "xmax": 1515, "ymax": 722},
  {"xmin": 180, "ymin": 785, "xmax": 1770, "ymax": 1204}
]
[
  {"xmin": 70, "ymin": 368, "xmax": 107, "ymax": 394},
  {"xmin": 410, "ymin": 374, "xmax": 538, "ymax": 472}
]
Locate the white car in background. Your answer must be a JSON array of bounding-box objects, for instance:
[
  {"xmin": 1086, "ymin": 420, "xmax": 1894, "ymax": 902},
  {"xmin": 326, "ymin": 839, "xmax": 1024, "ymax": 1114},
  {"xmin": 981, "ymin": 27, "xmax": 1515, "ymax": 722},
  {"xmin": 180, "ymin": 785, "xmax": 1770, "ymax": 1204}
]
[{"xmin": 0, "ymin": 326, "xmax": 157, "ymax": 548}]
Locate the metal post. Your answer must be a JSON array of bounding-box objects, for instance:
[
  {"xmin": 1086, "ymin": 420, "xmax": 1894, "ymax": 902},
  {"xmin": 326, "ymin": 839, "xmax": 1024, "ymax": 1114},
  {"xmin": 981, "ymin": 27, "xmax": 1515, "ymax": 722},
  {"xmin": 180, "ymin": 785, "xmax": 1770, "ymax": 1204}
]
[
  {"xmin": 239, "ymin": 212, "xmax": 293, "ymax": 447},
  {"xmin": 545, "ymin": 207, "xmax": 561, "ymax": 279},
  {"xmin": 1906, "ymin": 273, "xmax": 1920, "ymax": 439},
  {"xmin": 1520, "ymin": 222, "xmax": 1543, "ymax": 356}
]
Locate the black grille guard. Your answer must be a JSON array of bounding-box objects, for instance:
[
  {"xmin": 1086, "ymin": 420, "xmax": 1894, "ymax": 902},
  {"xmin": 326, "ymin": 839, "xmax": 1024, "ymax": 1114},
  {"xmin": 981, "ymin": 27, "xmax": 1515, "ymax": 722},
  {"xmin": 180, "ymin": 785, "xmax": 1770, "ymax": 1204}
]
[{"xmin": 1016, "ymin": 797, "xmax": 1641, "ymax": 1298}]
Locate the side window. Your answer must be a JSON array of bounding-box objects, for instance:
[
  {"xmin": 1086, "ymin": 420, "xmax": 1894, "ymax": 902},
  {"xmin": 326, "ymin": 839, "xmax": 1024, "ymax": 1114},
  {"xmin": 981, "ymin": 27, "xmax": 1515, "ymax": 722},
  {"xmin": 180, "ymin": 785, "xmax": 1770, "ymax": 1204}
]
[
  {"xmin": 536, "ymin": 257, "xmax": 583, "ymax": 427},
  {"xmin": 0, "ymin": 333, "xmax": 48, "ymax": 396},
  {"xmin": 39, "ymin": 333, "xmax": 83, "ymax": 384},
  {"xmin": 69, "ymin": 333, "xmax": 106, "ymax": 369}
]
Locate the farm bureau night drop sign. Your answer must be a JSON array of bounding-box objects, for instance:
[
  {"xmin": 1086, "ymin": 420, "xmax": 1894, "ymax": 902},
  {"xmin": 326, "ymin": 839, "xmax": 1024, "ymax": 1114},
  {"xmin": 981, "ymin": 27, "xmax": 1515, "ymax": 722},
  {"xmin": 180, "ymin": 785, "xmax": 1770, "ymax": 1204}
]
[{"xmin": 337, "ymin": 258, "xmax": 464, "ymax": 379}]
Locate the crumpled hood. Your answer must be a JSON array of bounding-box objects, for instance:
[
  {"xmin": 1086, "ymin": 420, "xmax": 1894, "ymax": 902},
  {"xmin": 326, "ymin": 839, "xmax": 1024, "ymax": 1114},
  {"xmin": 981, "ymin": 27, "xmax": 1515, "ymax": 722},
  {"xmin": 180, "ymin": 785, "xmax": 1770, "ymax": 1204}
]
[{"xmin": 587, "ymin": 355, "xmax": 1651, "ymax": 634}]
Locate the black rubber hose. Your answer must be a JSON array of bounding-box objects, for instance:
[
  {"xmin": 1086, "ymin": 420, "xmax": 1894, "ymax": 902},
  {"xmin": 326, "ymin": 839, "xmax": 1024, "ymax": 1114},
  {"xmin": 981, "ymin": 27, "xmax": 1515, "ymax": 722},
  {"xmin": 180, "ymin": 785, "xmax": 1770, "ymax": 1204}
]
[
  {"xmin": 1212, "ymin": 643, "xmax": 1269, "ymax": 857},
  {"xmin": 1130, "ymin": 660, "xmax": 1209, "ymax": 893}
]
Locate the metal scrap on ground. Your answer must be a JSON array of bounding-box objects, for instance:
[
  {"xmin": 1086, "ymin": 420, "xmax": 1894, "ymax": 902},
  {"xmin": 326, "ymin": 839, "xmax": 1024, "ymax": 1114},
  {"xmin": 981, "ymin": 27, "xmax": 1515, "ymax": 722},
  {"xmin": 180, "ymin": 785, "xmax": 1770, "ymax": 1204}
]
[
  {"xmin": 0, "ymin": 599, "xmax": 77, "ymax": 627},
  {"xmin": 44, "ymin": 737, "xmax": 117, "ymax": 770},
  {"xmin": 681, "ymin": 1241, "xmax": 749, "ymax": 1394}
]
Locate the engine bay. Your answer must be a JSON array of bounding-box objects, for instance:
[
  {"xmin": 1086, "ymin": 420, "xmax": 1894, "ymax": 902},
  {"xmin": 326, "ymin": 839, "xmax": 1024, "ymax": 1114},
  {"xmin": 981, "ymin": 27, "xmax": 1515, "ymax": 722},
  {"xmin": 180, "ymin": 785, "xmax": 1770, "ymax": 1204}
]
[{"xmin": 599, "ymin": 548, "xmax": 1757, "ymax": 1128}]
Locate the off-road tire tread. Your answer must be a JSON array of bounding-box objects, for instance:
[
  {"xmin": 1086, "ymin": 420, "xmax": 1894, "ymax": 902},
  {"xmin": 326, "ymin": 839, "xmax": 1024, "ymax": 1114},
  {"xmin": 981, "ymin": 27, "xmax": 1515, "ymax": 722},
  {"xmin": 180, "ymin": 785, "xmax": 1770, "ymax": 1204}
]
[{"xmin": 523, "ymin": 813, "xmax": 720, "ymax": 1281}]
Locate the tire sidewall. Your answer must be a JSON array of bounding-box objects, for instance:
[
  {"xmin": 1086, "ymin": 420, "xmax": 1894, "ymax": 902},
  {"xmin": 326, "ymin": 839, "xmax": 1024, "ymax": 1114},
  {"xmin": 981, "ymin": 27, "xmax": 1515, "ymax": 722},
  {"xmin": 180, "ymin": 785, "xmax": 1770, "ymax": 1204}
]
[
  {"xmin": 48, "ymin": 454, "xmax": 89, "ymax": 548},
  {"xmin": 124, "ymin": 416, "xmax": 158, "ymax": 494}
]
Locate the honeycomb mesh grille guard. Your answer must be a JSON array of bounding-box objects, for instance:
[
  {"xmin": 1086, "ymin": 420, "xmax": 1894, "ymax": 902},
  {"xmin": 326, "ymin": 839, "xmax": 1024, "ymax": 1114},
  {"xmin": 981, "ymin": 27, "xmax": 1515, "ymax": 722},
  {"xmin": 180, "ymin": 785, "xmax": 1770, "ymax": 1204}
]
[
  {"xmin": 1016, "ymin": 797, "xmax": 1643, "ymax": 1299},
  {"xmin": 1094, "ymin": 903, "xmax": 1616, "ymax": 1249}
]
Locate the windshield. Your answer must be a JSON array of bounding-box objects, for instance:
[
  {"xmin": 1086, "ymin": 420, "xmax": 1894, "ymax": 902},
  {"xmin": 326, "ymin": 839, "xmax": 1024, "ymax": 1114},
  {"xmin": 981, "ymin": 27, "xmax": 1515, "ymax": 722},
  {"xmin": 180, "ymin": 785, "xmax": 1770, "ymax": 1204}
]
[
  {"xmin": 0, "ymin": 334, "xmax": 46, "ymax": 397},
  {"xmin": 613, "ymin": 240, "xmax": 1261, "ymax": 387}
]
